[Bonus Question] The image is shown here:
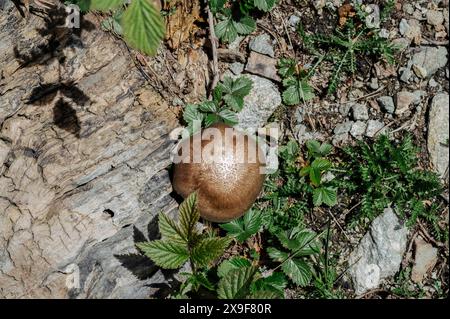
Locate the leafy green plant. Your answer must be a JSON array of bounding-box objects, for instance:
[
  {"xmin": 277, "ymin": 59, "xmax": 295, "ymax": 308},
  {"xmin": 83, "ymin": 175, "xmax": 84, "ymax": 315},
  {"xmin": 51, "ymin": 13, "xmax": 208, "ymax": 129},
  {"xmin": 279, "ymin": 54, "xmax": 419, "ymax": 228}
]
[
  {"xmin": 136, "ymin": 192, "xmax": 231, "ymax": 295},
  {"xmin": 267, "ymin": 227, "xmax": 321, "ymax": 286},
  {"xmin": 341, "ymin": 134, "xmax": 443, "ymax": 226},
  {"xmin": 183, "ymin": 76, "xmax": 252, "ymax": 132},
  {"xmin": 72, "ymin": 0, "xmax": 165, "ymax": 55},
  {"xmin": 278, "ymin": 58, "xmax": 314, "ymax": 105},
  {"xmin": 210, "ymin": 0, "xmax": 276, "ymax": 43},
  {"xmin": 220, "ymin": 209, "xmax": 263, "ymax": 243},
  {"xmin": 216, "ymin": 257, "xmax": 285, "ymax": 299},
  {"xmin": 298, "ymin": 2, "xmax": 398, "ymax": 94},
  {"xmin": 301, "ymin": 140, "xmax": 337, "ymax": 207}
]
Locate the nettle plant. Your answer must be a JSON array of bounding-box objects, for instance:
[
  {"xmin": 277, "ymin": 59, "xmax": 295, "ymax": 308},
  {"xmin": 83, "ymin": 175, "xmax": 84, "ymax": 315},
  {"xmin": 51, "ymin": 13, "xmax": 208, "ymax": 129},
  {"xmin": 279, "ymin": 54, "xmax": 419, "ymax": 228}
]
[
  {"xmin": 183, "ymin": 76, "xmax": 252, "ymax": 133},
  {"xmin": 137, "ymin": 193, "xmax": 287, "ymax": 299},
  {"xmin": 210, "ymin": 0, "xmax": 277, "ymax": 42},
  {"xmin": 70, "ymin": 0, "xmax": 165, "ymax": 55}
]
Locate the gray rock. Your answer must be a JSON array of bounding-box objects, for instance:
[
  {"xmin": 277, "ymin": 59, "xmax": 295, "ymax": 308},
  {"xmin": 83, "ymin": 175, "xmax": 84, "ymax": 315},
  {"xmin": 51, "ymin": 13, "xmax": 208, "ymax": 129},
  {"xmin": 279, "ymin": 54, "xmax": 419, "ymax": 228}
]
[
  {"xmin": 349, "ymin": 208, "xmax": 408, "ymax": 295},
  {"xmin": 426, "ymin": 10, "xmax": 444, "ymax": 26},
  {"xmin": 245, "ymin": 51, "xmax": 281, "ymax": 82},
  {"xmin": 351, "ymin": 103, "xmax": 369, "ymax": 121},
  {"xmin": 368, "ymin": 77, "xmax": 379, "ymax": 90},
  {"xmin": 234, "ymin": 74, "xmax": 282, "ymax": 131},
  {"xmin": 350, "ymin": 121, "xmax": 367, "ymax": 138},
  {"xmin": 228, "ymin": 36, "xmax": 244, "ymax": 51},
  {"xmin": 365, "ymin": 4, "xmax": 380, "ymax": 29},
  {"xmin": 411, "ymin": 237, "xmax": 438, "ymax": 283},
  {"xmin": 334, "ymin": 121, "xmax": 354, "ymax": 135},
  {"xmin": 365, "ymin": 120, "xmax": 386, "ymax": 138},
  {"xmin": 296, "ymin": 124, "xmax": 324, "ymax": 145},
  {"xmin": 332, "ymin": 133, "xmax": 350, "ymax": 146},
  {"xmin": 403, "ymin": 3, "xmax": 414, "ymax": 15},
  {"xmin": 288, "ymin": 15, "xmax": 301, "ymax": 28},
  {"xmin": 399, "ymin": 18, "xmax": 421, "ymax": 43},
  {"xmin": 377, "ymin": 96, "xmax": 395, "ymax": 113},
  {"xmin": 411, "ymin": 46, "xmax": 448, "ymax": 78},
  {"xmin": 427, "ymin": 93, "xmax": 449, "ymax": 179},
  {"xmin": 249, "ymin": 34, "xmax": 275, "ymax": 58},
  {"xmin": 229, "ymin": 62, "xmax": 244, "ymax": 75},
  {"xmin": 412, "ymin": 90, "xmax": 426, "ymax": 105},
  {"xmin": 339, "ymin": 103, "xmax": 352, "ymax": 116}
]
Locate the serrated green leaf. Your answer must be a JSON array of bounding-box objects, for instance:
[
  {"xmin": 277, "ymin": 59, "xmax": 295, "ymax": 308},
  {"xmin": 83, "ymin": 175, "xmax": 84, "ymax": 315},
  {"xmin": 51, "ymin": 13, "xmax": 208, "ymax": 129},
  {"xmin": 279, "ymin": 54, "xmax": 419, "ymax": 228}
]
[
  {"xmin": 247, "ymin": 290, "xmax": 281, "ymax": 299},
  {"xmin": 281, "ymin": 258, "xmax": 312, "ymax": 286},
  {"xmin": 217, "ymin": 266, "xmax": 258, "ymax": 299},
  {"xmin": 233, "ymin": 16, "xmax": 256, "ymax": 34},
  {"xmin": 205, "ymin": 113, "xmax": 221, "ymax": 127},
  {"xmin": 178, "ymin": 192, "xmax": 201, "ymax": 240},
  {"xmin": 318, "ymin": 143, "xmax": 333, "ymax": 156},
  {"xmin": 191, "ymin": 237, "xmax": 231, "ymax": 268},
  {"xmin": 267, "ymin": 247, "xmax": 288, "ymax": 262},
  {"xmin": 220, "ymin": 210, "xmax": 263, "ymax": 242},
  {"xmin": 183, "ymin": 104, "xmax": 204, "ymax": 124},
  {"xmin": 217, "ymin": 257, "xmax": 252, "ymax": 278},
  {"xmin": 158, "ymin": 213, "xmax": 185, "ymax": 244},
  {"xmin": 198, "ymin": 101, "xmax": 218, "ymax": 113},
  {"xmin": 136, "ymin": 240, "xmax": 189, "ymax": 269},
  {"xmin": 306, "ymin": 140, "xmax": 321, "ymax": 155},
  {"xmin": 251, "ymin": 272, "xmax": 287, "ymax": 298},
  {"xmin": 253, "ymin": 0, "xmax": 276, "ymax": 12},
  {"xmin": 209, "ymin": 0, "xmax": 227, "ymax": 13},
  {"xmin": 218, "ymin": 109, "xmax": 239, "ymax": 126},
  {"xmin": 122, "ymin": 0, "xmax": 165, "ymax": 56},
  {"xmin": 313, "ymin": 187, "xmax": 337, "ymax": 207},
  {"xmin": 311, "ymin": 158, "xmax": 332, "ymax": 171},
  {"xmin": 282, "ymin": 79, "xmax": 314, "ymax": 105},
  {"xmin": 215, "ymin": 18, "xmax": 238, "ymax": 43},
  {"xmin": 310, "ymin": 168, "xmax": 322, "ymax": 186},
  {"xmin": 220, "ymin": 76, "xmax": 252, "ymax": 111},
  {"xmin": 278, "ymin": 58, "xmax": 297, "ymax": 77}
]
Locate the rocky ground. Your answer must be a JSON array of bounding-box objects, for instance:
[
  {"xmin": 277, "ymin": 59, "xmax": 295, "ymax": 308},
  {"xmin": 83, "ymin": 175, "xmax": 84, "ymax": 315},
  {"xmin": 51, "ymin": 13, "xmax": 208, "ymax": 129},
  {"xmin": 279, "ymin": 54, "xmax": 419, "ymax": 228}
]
[{"xmin": 0, "ymin": 0, "xmax": 448, "ymax": 298}]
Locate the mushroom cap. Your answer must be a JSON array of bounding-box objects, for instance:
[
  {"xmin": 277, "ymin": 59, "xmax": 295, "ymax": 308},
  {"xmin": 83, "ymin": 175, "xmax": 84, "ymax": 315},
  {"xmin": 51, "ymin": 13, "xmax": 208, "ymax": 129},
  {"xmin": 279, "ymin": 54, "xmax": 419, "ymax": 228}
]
[{"xmin": 172, "ymin": 123, "xmax": 266, "ymax": 223}]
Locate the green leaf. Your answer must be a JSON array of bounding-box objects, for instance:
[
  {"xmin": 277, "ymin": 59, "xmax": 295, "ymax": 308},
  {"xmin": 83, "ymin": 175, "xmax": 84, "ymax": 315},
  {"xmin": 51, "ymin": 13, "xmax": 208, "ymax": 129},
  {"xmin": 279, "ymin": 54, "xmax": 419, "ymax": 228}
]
[
  {"xmin": 251, "ymin": 272, "xmax": 287, "ymax": 298},
  {"xmin": 183, "ymin": 104, "xmax": 204, "ymax": 123},
  {"xmin": 281, "ymin": 258, "xmax": 312, "ymax": 286},
  {"xmin": 309, "ymin": 168, "xmax": 322, "ymax": 186},
  {"xmin": 267, "ymin": 247, "xmax": 288, "ymax": 262},
  {"xmin": 158, "ymin": 213, "xmax": 185, "ymax": 244},
  {"xmin": 215, "ymin": 18, "xmax": 238, "ymax": 43},
  {"xmin": 306, "ymin": 140, "xmax": 321, "ymax": 155},
  {"xmin": 209, "ymin": 0, "xmax": 227, "ymax": 13},
  {"xmin": 311, "ymin": 158, "xmax": 331, "ymax": 172},
  {"xmin": 220, "ymin": 76, "xmax": 252, "ymax": 111},
  {"xmin": 247, "ymin": 290, "xmax": 281, "ymax": 299},
  {"xmin": 313, "ymin": 187, "xmax": 337, "ymax": 207},
  {"xmin": 217, "ymin": 266, "xmax": 258, "ymax": 299},
  {"xmin": 282, "ymin": 78, "xmax": 314, "ymax": 105},
  {"xmin": 217, "ymin": 257, "xmax": 252, "ymax": 278},
  {"xmin": 318, "ymin": 143, "xmax": 333, "ymax": 156},
  {"xmin": 83, "ymin": 0, "xmax": 124, "ymax": 11},
  {"xmin": 233, "ymin": 16, "xmax": 256, "ymax": 35},
  {"xmin": 253, "ymin": 0, "xmax": 276, "ymax": 12},
  {"xmin": 278, "ymin": 58, "xmax": 297, "ymax": 78},
  {"xmin": 136, "ymin": 240, "xmax": 189, "ymax": 269},
  {"xmin": 191, "ymin": 237, "xmax": 231, "ymax": 268},
  {"xmin": 178, "ymin": 192, "xmax": 201, "ymax": 241},
  {"xmin": 198, "ymin": 101, "xmax": 218, "ymax": 113},
  {"xmin": 218, "ymin": 109, "xmax": 238, "ymax": 126},
  {"xmin": 220, "ymin": 210, "xmax": 263, "ymax": 243},
  {"xmin": 276, "ymin": 228, "xmax": 320, "ymax": 255},
  {"xmin": 205, "ymin": 113, "xmax": 221, "ymax": 127},
  {"xmin": 122, "ymin": 0, "xmax": 165, "ymax": 56}
]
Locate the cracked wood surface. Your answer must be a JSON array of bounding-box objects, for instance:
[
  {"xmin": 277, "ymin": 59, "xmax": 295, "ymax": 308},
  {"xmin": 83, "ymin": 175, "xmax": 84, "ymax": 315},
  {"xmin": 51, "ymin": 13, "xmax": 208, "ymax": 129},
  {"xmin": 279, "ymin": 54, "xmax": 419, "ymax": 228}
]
[{"xmin": 0, "ymin": 3, "xmax": 179, "ymax": 298}]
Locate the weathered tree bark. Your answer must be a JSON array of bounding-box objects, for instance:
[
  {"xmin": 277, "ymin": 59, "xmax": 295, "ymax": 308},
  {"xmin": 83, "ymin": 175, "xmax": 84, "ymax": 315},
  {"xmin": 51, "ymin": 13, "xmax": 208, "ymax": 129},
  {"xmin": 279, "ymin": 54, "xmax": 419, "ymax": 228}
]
[{"xmin": 0, "ymin": 2, "xmax": 180, "ymax": 298}]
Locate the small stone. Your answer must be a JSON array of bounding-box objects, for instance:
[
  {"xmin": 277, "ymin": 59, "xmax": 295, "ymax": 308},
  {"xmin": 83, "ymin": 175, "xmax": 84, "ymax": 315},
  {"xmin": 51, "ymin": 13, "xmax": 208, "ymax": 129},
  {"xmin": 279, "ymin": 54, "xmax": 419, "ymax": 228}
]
[
  {"xmin": 378, "ymin": 28, "xmax": 390, "ymax": 38},
  {"xmin": 428, "ymin": 78, "xmax": 439, "ymax": 88},
  {"xmin": 399, "ymin": 18, "xmax": 422, "ymax": 44},
  {"xmin": 427, "ymin": 93, "xmax": 449, "ymax": 178},
  {"xmin": 229, "ymin": 62, "xmax": 244, "ymax": 75},
  {"xmin": 313, "ymin": 0, "xmax": 326, "ymax": 12},
  {"xmin": 411, "ymin": 237, "xmax": 438, "ymax": 283},
  {"xmin": 339, "ymin": 103, "xmax": 352, "ymax": 116},
  {"xmin": 245, "ymin": 51, "xmax": 281, "ymax": 82},
  {"xmin": 396, "ymin": 91, "xmax": 415, "ymax": 116},
  {"xmin": 377, "ymin": 96, "xmax": 395, "ymax": 114},
  {"xmin": 249, "ymin": 34, "xmax": 275, "ymax": 58},
  {"xmin": 351, "ymin": 103, "xmax": 369, "ymax": 121},
  {"xmin": 412, "ymin": 90, "xmax": 426, "ymax": 105},
  {"xmin": 365, "ymin": 120, "xmax": 386, "ymax": 138},
  {"xmin": 427, "ymin": 10, "xmax": 444, "ymax": 26},
  {"xmin": 332, "ymin": 133, "xmax": 350, "ymax": 146},
  {"xmin": 412, "ymin": 64, "xmax": 428, "ymax": 78},
  {"xmin": 411, "ymin": 46, "xmax": 448, "ymax": 78},
  {"xmin": 365, "ymin": 4, "xmax": 380, "ymax": 29},
  {"xmin": 349, "ymin": 208, "xmax": 408, "ymax": 295},
  {"xmin": 350, "ymin": 121, "xmax": 367, "ymax": 138},
  {"xmin": 334, "ymin": 121, "xmax": 354, "ymax": 135},
  {"xmin": 403, "ymin": 3, "xmax": 414, "ymax": 15},
  {"xmin": 228, "ymin": 36, "xmax": 244, "ymax": 51},
  {"xmin": 368, "ymin": 77, "xmax": 379, "ymax": 90},
  {"xmin": 288, "ymin": 15, "xmax": 301, "ymax": 28}
]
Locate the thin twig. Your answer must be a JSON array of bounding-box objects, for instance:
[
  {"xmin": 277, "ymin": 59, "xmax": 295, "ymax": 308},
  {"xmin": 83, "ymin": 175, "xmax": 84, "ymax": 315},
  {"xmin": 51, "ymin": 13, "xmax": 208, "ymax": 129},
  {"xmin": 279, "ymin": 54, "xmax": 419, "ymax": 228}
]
[
  {"xmin": 206, "ymin": 4, "xmax": 219, "ymax": 97},
  {"xmin": 318, "ymin": 207, "xmax": 351, "ymax": 242}
]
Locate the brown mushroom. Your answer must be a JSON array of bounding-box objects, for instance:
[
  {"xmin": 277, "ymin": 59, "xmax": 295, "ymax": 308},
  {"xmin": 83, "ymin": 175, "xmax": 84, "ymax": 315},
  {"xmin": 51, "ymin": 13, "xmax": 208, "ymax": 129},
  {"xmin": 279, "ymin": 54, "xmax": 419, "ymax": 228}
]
[{"xmin": 172, "ymin": 123, "xmax": 266, "ymax": 223}]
